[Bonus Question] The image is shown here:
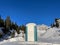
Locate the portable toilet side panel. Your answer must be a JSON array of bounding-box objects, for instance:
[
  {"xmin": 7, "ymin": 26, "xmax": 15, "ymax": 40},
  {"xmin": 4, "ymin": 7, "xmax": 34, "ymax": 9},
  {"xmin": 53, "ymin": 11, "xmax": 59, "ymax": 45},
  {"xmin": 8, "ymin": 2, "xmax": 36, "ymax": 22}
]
[
  {"xmin": 34, "ymin": 26, "xmax": 37, "ymax": 41},
  {"xmin": 25, "ymin": 23, "xmax": 37, "ymax": 41}
]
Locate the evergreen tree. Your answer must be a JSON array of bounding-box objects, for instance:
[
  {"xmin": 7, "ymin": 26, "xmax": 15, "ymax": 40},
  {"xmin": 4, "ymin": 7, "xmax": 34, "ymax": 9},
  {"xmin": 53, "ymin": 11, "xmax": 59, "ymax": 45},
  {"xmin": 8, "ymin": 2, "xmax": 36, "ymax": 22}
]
[
  {"xmin": 5, "ymin": 16, "xmax": 11, "ymax": 29},
  {"xmin": 11, "ymin": 22, "xmax": 16, "ymax": 30},
  {"xmin": 16, "ymin": 27, "xmax": 20, "ymax": 34},
  {"xmin": 4, "ymin": 16, "xmax": 11, "ymax": 34},
  {"xmin": 56, "ymin": 22, "xmax": 59, "ymax": 28},
  {"xmin": 15, "ymin": 23, "xmax": 18, "ymax": 30},
  {"xmin": 55, "ymin": 18, "xmax": 59, "ymax": 28},
  {"xmin": 55, "ymin": 18, "xmax": 57, "ymax": 22},
  {"xmin": 14, "ymin": 23, "xmax": 20, "ymax": 34},
  {"xmin": 0, "ymin": 15, "xmax": 4, "ymax": 27},
  {"xmin": 21, "ymin": 25, "xmax": 26, "ymax": 33}
]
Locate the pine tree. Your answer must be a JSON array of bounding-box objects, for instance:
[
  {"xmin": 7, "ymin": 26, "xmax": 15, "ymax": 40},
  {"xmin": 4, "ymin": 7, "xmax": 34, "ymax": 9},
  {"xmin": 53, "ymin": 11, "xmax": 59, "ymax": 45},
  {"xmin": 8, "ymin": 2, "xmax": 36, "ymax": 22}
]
[
  {"xmin": 21, "ymin": 25, "xmax": 26, "ymax": 33},
  {"xmin": 55, "ymin": 18, "xmax": 59, "ymax": 28},
  {"xmin": 14, "ymin": 23, "xmax": 18, "ymax": 30},
  {"xmin": 11, "ymin": 22, "xmax": 16, "ymax": 30},
  {"xmin": 14, "ymin": 23, "xmax": 20, "ymax": 34},
  {"xmin": 5, "ymin": 16, "xmax": 11, "ymax": 29},
  {"xmin": 56, "ymin": 22, "xmax": 59, "ymax": 28},
  {"xmin": 4, "ymin": 16, "xmax": 11, "ymax": 34},
  {"xmin": 0, "ymin": 15, "xmax": 4, "ymax": 27},
  {"xmin": 16, "ymin": 27, "xmax": 20, "ymax": 34}
]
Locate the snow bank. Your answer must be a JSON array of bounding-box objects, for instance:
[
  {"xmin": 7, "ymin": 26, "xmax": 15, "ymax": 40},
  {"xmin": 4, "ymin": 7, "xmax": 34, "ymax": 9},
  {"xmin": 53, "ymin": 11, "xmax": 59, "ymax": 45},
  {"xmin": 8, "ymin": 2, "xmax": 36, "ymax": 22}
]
[
  {"xmin": 0, "ymin": 36, "xmax": 24, "ymax": 45},
  {"xmin": 41, "ymin": 28, "xmax": 56, "ymax": 38},
  {"xmin": 8, "ymin": 37, "xmax": 24, "ymax": 42},
  {"xmin": 1, "ymin": 41, "xmax": 60, "ymax": 45}
]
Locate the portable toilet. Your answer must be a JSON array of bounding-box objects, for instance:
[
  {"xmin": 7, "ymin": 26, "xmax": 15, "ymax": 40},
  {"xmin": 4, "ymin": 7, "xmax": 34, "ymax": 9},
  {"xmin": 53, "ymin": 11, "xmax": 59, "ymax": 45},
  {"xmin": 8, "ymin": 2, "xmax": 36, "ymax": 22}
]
[{"xmin": 25, "ymin": 23, "xmax": 37, "ymax": 41}]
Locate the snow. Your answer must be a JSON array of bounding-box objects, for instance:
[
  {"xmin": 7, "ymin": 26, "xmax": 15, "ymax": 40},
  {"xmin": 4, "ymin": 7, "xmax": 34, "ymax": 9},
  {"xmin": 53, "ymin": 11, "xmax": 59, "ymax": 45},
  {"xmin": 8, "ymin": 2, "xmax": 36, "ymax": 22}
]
[
  {"xmin": 37, "ymin": 27, "xmax": 60, "ymax": 44},
  {"xmin": 0, "ymin": 40, "xmax": 60, "ymax": 45},
  {"xmin": 41, "ymin": 28, "xmax": 56, "ymax": 38},
  {"xmin": 1, "ymin": 26, "xmax": 60, "ymax": 45},
  {"xmin": 37, "ymin": 27, "xmax": 60, "ymax": 38},
  {"xmin": 0, "ymin": 36, "xmax": 25, "ymax": 45}
]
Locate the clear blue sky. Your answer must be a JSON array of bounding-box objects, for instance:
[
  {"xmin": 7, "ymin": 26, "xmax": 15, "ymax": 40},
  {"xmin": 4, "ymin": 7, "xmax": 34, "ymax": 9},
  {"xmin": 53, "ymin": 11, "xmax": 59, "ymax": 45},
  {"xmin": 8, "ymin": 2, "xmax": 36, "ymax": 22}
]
[{"xmin": 0, "ymin": 0, "xmax": 60, "ymax": 26}]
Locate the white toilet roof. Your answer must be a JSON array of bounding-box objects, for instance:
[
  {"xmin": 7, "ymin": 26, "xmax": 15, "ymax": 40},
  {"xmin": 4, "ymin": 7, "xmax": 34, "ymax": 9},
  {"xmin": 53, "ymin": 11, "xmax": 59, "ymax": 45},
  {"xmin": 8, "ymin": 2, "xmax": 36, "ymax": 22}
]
[{"xmin": 26, "ymin": 23, "xmax": 36, "ymax": 26}]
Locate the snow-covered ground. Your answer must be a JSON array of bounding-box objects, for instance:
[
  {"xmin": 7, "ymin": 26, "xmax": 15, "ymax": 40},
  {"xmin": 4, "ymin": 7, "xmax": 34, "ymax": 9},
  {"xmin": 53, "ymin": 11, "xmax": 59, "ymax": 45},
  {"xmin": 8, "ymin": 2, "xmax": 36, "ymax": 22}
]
[
  {"xmin": 1, "ymin": 26, "xmax": 60, "ymax": 45},
  {"xmin": 0, "ymin": 40, "xmax": 60, "ymax": 45},
  {"xmin": 38, "ymin": 27, "xmax": 60, "ymax": 42}
]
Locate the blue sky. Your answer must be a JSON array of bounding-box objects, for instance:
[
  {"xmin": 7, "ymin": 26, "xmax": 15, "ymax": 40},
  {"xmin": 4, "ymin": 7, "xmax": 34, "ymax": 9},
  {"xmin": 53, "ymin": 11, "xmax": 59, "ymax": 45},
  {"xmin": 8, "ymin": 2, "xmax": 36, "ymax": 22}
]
[{"xmin": 0, "ymin": 0, "xmax": 60, "ymax": 26}]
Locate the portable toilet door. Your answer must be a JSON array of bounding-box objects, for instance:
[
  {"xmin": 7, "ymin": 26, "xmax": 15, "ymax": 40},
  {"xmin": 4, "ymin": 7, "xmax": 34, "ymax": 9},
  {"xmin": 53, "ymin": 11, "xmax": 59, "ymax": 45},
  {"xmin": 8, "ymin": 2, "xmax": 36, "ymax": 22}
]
[{"xmin": 25, "ymin": 23, "xmax": 37, "ymax": 41}]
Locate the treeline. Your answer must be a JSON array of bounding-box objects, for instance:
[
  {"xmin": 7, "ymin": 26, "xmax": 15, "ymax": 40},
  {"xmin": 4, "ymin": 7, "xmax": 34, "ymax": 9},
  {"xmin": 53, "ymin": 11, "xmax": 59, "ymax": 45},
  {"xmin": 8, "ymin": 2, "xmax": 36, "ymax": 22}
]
[
  {"xmin": 51, "ymin": 18, "xmax": 60, "ymax": 28},
  {"xmin": 0, "ymin": 16, "xmax": 26, "ymax": 38}
]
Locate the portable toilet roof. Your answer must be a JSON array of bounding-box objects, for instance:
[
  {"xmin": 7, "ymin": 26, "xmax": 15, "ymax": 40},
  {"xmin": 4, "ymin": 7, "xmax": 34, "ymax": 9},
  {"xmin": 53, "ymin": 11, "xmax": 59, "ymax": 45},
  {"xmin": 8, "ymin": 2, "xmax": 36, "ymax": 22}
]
[{"xmin": 26, "ymin": 23, "xmax": 36, "ymax": 26}]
